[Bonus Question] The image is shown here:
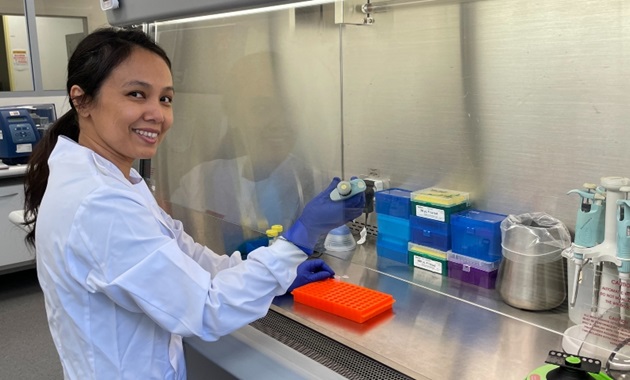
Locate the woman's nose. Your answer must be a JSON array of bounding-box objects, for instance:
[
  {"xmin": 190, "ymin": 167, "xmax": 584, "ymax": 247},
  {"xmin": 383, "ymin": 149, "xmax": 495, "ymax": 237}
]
[{"xmin": 145, "ymin": 102, "xmax": 166, "ymax": 123}]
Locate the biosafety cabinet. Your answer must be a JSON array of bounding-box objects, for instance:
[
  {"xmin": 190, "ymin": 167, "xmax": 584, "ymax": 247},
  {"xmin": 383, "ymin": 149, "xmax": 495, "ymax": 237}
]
[{"xmin": 108, "ymin": 1, "xmax": 630, "ymax": 378}]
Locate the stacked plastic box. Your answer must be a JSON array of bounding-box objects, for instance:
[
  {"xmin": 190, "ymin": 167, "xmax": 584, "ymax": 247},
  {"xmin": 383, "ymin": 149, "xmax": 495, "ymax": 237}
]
[
  {"xmin": 408, "ymin": 242, "xmax": 448, "ymax": 275},
  {"xmin": 375, "ymin": 188, "xmax": 412, "ymax": 263},
  {"xmin": 408, "ymin": 188, "xmax": 470, "ymax": 274},
  {"xmin": 448, "ymin": 209, "xmax": 506, "ymax": 288},
  {"xmin": 409, "ymin": 188, "xmax": 470, "ymax": 251}
]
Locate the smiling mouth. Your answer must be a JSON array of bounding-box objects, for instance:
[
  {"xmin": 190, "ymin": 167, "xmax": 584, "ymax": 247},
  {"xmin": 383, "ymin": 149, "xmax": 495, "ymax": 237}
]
[{"xmin": 133, "ymin": 129, "xmax": 159, "ymax": 139}]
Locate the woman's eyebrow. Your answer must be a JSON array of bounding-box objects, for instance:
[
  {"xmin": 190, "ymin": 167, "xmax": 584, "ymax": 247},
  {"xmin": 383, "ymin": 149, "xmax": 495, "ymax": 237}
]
[
  {"xmin": 123, "ymin": 80, "xmax": 174, "ymax": 92},
  {"xmin": 123, "ymin": 80, "xmax": 150, "ymax": 88}
]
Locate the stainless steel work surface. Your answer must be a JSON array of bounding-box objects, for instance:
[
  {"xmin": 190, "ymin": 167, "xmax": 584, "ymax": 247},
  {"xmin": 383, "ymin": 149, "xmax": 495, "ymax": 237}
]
[{"xmin": 271, "ymin": 240, "xmax": 566, "ymax": 379}]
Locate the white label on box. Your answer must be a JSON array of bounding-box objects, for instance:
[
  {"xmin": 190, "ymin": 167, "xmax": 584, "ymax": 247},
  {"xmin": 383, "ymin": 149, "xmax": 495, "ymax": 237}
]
[
  {"xmin": 16, "ymin": 143, "xmax": 32, "ymax": 153},
  {"xmin": 413, "ymin": 256, "xmax": 442, "ymax": 274},
  {"xmin": 415, "ymin": 205, "xmax": 445, "ymax": 222},
  {"xmin": 463, "ymin": 264, "xmax": 471, "ymax": 272}
]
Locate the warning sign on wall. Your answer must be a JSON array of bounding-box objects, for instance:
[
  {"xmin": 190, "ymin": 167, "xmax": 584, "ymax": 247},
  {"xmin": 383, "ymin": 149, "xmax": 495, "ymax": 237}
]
[{"xmin": 12, "ymin": 49, "xmax": 29, "ymax": 71}]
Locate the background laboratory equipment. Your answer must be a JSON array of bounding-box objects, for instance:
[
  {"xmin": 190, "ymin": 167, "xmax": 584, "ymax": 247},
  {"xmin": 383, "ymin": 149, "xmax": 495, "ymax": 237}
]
[
  {"xmin": 0, "ymin": 108, "xmax": 41, "ymax": 165},
  {"xmin": 0, "ymin": 104, "xmax": 57, "ymax": 273}
]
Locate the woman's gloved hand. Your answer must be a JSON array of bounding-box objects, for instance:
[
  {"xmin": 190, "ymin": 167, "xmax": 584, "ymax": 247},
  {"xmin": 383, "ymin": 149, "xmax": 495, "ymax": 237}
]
[
  {"xmin": 287, "ymin": 259, "xmax": 335, "ymax": 293},
  {"xmin": 284, "ymin": 177, "xmax": 365, "ymax": 254}
]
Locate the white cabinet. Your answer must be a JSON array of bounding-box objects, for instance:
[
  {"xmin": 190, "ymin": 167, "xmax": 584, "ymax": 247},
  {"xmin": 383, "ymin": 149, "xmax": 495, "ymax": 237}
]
[{"xmin": 0, "ymin": 177, "xmax": 34, "ymax": 272}]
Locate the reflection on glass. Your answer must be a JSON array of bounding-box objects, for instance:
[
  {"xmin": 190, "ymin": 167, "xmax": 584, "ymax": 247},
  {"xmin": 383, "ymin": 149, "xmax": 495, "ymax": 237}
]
[
  {"xmin": 151, "ymin": 8, "xmax": 342, "ymax": 254},
  {"xmin": 170, "ymin": 51, "xmax": 315, "ymax": 235}
]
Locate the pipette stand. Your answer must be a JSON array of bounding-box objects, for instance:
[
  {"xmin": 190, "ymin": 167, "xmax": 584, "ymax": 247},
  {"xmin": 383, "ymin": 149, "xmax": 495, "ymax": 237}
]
[{"xmin": 562, "ymin": 176, "xmax": 630, "ymax": 362}]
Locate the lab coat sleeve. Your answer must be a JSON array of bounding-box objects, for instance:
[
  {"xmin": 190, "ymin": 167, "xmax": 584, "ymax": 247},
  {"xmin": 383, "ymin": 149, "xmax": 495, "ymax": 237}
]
[
  {"xmin": 157, "ymin": 208, "xmax": 241, "ymax": 277},
  {"xmin": 66, "ymin": 188, "xmax": 306, "ymax": 341}
]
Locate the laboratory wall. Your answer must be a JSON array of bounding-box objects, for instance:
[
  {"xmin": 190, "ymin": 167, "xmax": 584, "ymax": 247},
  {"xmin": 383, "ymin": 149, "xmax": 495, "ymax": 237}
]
[
  {"xmin": 152, "ymin": 0, "xmax": 630, "ymax": 255},
  {"xmin": 342, "ymin": 0, "xmax": 630, "ymax": 228}
]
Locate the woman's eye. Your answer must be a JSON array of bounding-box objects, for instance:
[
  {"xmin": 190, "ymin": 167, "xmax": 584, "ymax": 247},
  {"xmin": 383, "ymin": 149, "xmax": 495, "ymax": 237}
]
[
  {"xmin": 161, "ymin": 96, "xmax": 173, "ymax": 104},
  {"xmin": 129, "ymin": 91, "xmax": 145, "ymax": 99}
]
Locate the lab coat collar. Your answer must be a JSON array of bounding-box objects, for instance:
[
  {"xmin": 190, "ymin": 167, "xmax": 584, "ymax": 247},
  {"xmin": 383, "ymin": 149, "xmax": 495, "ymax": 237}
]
[{"xmin": 55, "ymin": 136, "xmax": 143, "ymax": 186}]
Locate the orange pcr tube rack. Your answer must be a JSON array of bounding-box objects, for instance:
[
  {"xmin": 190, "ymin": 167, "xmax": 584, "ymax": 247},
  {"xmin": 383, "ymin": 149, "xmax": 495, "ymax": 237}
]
[{"xmin": 291, "ymin": 279, "xmax": 395, "ymax": 323}]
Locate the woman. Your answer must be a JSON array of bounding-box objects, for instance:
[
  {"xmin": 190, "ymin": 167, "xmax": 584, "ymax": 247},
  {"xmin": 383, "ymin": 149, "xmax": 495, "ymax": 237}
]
[{"xmin": 23, "ymin": 27, "xmax": 364, "ymax": 379}]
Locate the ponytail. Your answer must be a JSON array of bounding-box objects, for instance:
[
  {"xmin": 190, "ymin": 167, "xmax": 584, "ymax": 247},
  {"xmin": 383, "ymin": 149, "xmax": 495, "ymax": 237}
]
[{"xmin": 23, "ymin": 109, "xmax": 80, "ymax": 247}]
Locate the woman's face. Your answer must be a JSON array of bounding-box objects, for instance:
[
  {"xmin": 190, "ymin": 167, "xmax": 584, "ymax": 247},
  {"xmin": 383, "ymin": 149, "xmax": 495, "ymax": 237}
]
[{"xmin": 76, "ymin": 47, "xmax": 174, "ymax": 176}]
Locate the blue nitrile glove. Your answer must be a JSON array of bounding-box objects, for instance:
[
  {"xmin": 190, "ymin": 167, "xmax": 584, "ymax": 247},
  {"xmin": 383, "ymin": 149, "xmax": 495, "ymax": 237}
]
[
  {"xmin": 287, "ymin": 259, "xmax": 335, "ymax": 293},
  {"xmin": 284, "ymin": 177, "xmax": 365, "ymax": 254}
]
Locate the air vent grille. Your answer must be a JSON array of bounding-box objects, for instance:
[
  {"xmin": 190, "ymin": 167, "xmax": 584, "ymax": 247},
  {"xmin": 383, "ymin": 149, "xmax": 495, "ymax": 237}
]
[{"xmin": 250, "ymin": 310, "xmax": 413, "ymax": 380}]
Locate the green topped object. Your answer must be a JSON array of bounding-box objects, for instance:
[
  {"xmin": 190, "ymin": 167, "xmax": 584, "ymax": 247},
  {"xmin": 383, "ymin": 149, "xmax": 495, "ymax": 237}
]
[{"xmin": 524, "ymin": 351, "xmax": 613, "ymax": 380}]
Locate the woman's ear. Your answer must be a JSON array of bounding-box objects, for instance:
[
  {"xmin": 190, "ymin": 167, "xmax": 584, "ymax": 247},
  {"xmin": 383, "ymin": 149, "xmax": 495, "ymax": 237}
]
[{"xmin": 69, "ymin": 85, "xmax": 88, "ymax": 116}]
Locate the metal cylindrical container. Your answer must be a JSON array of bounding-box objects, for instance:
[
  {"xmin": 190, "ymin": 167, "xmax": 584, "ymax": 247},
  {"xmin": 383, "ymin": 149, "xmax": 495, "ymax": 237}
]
[{"xmin": 496, "ymin": 213, "xmax": 571, "ymax": 311}]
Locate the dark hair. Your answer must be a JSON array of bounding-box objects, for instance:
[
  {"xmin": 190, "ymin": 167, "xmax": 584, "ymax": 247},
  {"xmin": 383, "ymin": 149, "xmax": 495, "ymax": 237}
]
[{"xmin": 23, "ymin": 27, "xmax": 171, "ymax": 247}]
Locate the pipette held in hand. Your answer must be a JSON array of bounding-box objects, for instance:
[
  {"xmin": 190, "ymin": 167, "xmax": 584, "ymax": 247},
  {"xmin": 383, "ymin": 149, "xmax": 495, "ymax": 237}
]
[{"xmin": 330, "ymin": 178, "xmax": 367, "ymax": 201}]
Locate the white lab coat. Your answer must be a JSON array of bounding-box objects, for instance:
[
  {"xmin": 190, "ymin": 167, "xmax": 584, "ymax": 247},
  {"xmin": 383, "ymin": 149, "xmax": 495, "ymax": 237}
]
[{"xmin": 36, "ymin": 137, "xmax": 306, "ymax": 380}]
